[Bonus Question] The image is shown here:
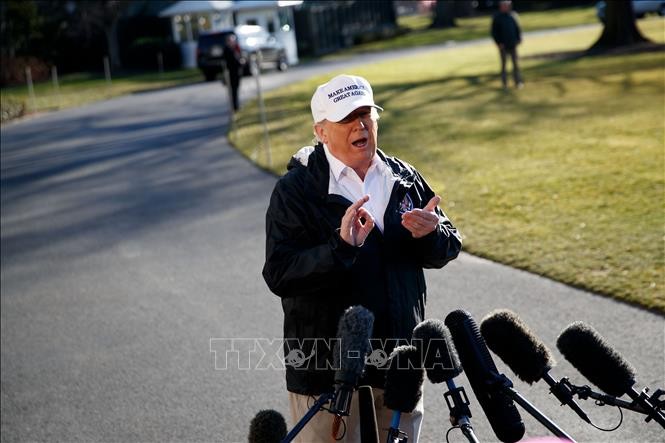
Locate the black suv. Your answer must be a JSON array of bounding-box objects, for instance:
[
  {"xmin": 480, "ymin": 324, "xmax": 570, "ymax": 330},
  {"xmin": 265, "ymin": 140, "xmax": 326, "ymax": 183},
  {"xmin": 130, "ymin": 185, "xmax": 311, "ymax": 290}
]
[{"xmin": 196, "ymin": 25, "xmax": 288, "ymax": 81}]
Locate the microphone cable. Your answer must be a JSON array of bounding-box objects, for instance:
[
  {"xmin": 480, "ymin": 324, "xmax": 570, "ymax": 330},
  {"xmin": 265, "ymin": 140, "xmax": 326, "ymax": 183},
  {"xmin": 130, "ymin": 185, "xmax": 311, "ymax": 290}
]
[{"xmin": 303, "ymin": 394, "xmax": 348, "ymax": 441}]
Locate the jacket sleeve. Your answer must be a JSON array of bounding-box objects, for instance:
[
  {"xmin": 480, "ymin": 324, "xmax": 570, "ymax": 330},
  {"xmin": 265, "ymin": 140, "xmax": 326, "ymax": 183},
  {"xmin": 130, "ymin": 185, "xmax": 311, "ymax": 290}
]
[
  {"xmin": 491, "ymin": 15, "xmax": 500, "ymax": 44},
  {"xmin": 513, "ymin": 12, "xmax": 522, "ymax": 44},
  {"xmin": 262, "ymin": 176, "xmax": 359, "ymax": 298},
  {"xmin": 412, "ymin": 170, "xmax": 463, "ymax": 269}
]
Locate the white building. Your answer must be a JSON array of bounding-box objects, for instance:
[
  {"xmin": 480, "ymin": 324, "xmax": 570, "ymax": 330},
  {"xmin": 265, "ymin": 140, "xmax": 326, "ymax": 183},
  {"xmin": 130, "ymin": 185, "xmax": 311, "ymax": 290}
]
[{"xmin": 159, "ymin": 0, "xmax": 302, "ymax": 68}]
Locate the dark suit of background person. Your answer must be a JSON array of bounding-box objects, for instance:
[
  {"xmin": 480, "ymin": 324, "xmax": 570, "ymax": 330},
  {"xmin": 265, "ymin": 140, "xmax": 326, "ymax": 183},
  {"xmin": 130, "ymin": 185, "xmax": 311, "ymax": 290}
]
[
  {"xmin": 223, "ymin": 34, "xmax": 243, "ymax": 111},
  {"xmin": 492, "ymin": 0, "xmax": 524, "ymax": 89},
  {"xmin": 262, "ymin": 74, "xmax": 462, "ymax": 442}
]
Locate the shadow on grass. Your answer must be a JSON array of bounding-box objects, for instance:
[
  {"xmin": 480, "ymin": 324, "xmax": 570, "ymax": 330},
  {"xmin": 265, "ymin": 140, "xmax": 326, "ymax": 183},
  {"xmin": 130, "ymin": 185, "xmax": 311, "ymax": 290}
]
[
  {"xmin": 368, "ymin": 45, "xmax": 663, "ymax": 137},
  {"xmin": 523, "ymin": 41, "xmax": 665, "ymax": 61}
]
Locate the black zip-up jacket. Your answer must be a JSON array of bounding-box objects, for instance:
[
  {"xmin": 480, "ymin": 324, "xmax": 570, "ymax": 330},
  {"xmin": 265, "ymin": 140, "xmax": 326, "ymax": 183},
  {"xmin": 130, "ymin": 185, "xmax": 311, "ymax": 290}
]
[
  {"xmin": 262, "ymin": 144, "xmax": 462, "ymax": 394},
  {"xmin": 491, "ymin": 11, "xmax": 522, "ymax": 49}
]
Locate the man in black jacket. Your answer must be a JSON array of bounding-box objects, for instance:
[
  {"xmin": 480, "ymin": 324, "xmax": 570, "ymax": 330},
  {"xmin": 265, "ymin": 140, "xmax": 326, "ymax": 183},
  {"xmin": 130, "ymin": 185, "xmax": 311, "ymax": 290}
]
[
  {"xmin": 492, "ymin": 0, "xmax": 524, "ymax": 89},
  {"xmin": 222, "ymin": 34, "xmax": 243, "ymax": 111},
  {"xmin": 263, "ymin": 74, "xmax": 462, "ymax": 442}
]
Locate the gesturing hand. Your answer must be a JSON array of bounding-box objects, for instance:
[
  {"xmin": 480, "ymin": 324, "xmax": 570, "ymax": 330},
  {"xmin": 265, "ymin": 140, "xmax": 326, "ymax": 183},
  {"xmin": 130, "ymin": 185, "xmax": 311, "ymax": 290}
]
[
  {"xmin": 340, "ymin": 195, "xmax": 375, "ymax": 247},
  {"xmin": 401, "ymin": 195, "xmax": 441, "ymax": 239}
]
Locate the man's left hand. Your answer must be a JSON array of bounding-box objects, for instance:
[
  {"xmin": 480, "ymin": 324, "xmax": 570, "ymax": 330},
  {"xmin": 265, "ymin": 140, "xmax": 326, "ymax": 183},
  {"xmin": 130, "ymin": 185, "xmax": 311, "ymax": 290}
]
[{"xmin": 401, "ymin": 195, "xmax": 441, "ymax": 238}]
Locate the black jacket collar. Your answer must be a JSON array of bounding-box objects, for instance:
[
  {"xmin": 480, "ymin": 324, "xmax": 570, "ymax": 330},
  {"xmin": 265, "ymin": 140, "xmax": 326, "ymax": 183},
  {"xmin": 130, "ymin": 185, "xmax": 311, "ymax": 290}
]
[{"xmin": 287, "ymin": 143, "xmax": 416, "ymax": 203}]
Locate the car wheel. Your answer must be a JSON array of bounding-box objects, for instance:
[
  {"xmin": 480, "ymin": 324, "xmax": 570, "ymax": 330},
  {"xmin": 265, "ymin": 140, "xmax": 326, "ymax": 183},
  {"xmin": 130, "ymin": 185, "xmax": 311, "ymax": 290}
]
[
  {"xmin": 277, "ymin": 57, "xmax": 288, "ymax": 72},
  {"xmin": 203, "ymin": 70, "xmax": 217, "ymax": 82}
]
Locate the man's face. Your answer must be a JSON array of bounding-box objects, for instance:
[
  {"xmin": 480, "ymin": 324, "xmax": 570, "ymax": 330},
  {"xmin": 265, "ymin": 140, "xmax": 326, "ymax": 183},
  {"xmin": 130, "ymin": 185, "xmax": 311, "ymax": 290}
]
[{"xmin": 315, "ymin": 106, "xmax": 378, "ymax": 171}]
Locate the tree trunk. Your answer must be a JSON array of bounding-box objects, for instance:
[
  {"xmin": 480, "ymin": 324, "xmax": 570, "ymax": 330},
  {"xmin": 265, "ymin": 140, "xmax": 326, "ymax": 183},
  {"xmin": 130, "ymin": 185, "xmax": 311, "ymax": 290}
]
[
  {"xmin": 430, "ymin": 0, "xmax": 456, "ymax": 28},
  {"xmin": 590, "ymin": 0, "xmax": 649, "ymax": 52}
]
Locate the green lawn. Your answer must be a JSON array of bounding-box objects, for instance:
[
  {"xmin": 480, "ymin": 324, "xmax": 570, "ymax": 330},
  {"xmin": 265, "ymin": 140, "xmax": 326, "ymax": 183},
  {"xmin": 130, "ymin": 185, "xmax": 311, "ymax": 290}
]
[
  {"xmin": 329, "ymin": 6, "xmax": 598, "ymax": 56},
  {"xmin": 229, "ymin": 18, "xmax": 665, "ymax": 313},
  {"xmin": 1, "ymin": 68, "xmax": 202, "ymax": 121}
]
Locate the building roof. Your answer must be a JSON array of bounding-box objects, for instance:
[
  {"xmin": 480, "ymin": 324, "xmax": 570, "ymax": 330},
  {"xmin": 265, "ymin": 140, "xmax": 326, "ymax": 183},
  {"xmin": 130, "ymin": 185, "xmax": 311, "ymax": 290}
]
[
  {"xmin": 159, "ymin": 0, "xmax": 302, "ymax": 17},
  {"xmin": 159, "ymin": 1, "xmax": 232, "ymax": 17}
]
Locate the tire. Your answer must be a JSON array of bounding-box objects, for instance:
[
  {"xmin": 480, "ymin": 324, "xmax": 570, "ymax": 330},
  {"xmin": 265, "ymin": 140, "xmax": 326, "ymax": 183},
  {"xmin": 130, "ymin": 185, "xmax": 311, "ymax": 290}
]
[
  {"xmin": 203, "ymin": 70, "xmax": 217, "ymax": 82},
  {"xmin": 277, "ymin": 57, "xmax": 288, "ymax": 72}
]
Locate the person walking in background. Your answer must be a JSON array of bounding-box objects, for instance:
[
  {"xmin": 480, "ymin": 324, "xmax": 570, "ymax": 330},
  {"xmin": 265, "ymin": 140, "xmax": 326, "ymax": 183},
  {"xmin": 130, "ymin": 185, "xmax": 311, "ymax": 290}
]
[
  {"xmin": 223, "ymin": 34, "xmax": 243, "ymax": 111},
  {"xmin": 492, "ymin": 0, "xmax": 524, "ymax": 89}
]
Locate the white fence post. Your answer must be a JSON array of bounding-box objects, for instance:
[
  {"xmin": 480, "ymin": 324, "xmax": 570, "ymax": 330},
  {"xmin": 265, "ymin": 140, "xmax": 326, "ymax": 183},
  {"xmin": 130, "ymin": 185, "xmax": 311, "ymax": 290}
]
[
  {"xmin": 52, "ymin": 65, "xmax": 61, "ymax": 108},
  {"xmin": 25, "ymin": 67, "xmax": 37, "ymax": 112},
  {"xmin": 103, "ymin": 56, "xmax": 112, "ymax": 90},
  {"xmin": 157, "ymin": 52, "xmax": 164, "ymax": 77}
]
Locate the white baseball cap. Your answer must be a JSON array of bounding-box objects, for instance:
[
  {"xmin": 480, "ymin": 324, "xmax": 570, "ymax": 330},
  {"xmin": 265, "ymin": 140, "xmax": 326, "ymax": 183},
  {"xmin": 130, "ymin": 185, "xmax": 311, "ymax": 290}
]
[{"xmin": 310, "ymin": 74, "xmax": 383, "ymax": 123}]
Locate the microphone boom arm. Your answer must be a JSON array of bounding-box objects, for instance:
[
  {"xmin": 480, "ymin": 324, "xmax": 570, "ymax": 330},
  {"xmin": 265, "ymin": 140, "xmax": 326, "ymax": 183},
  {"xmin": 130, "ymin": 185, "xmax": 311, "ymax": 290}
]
[
  {"xmin": 282, "ymin": 392, "xmax": 335, "ymax": 443},
  {"xmin": 564, "ymin": 379, "xmax": 665, "ymax": 428},
  {"xmin": 493, "ymin": 374, "xmax": 577, "ymax": 442},
  {"xmin": 444, "ymin": 380, "xmax": 480, "ymax": 443}
]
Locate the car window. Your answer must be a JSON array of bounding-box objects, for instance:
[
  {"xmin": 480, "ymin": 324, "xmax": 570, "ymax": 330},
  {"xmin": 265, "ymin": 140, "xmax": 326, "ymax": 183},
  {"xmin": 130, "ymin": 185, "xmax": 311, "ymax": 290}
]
[{"xmin": 198, "ymin": 32, "xmax": 233, "ymax": 47}]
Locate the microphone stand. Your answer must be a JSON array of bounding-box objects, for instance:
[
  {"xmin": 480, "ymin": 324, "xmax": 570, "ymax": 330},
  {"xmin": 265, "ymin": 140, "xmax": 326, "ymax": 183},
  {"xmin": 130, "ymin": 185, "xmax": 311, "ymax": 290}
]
[
  {"xmin": 444, "ymin": 380, "xmax": 480, "ymax": 443},
  {"xmin": 563, "ymin": 379, "xmax": 665, "ymax": 428},
  {"xmin": 493, "ymin": 374, "xmax": 577, "ymax": 442},
  {"xmin": 387, "ymin": 412, "xmax": 408, "ymax": 443},
  {"xmin": 282, "ymin": 392, "xmax": 335, "ymax": 443}
]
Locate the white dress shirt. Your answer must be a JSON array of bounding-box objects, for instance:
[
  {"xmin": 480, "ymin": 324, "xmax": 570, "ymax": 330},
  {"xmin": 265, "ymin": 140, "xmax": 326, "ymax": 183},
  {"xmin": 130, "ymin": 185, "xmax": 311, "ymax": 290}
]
[{"xmin": 323, "ymin": 144, "xmax": 398, "ymax": 233}]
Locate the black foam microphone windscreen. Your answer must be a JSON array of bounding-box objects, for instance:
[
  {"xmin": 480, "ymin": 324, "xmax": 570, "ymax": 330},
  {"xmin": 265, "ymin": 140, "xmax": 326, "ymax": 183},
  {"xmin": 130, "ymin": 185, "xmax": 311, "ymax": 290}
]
[
  {"xmin": 248, "ymin": 409, "xmax": 288, "ymax": 443},
  {"xmin": 445, "ymin": 310, "xmax": 525, "ymax": 443},
  {"xmin": 332, "ymin": 305, "xmax": 375, "ymax": 385},
  {"xmin": 480, "ymin": 309, "xmax": 554, "ymax": 384},
  {"xmin": 384, "ymin": 345, "xmax": 425, "ymax": 413},
  {"xmin": 412, "ymin": 319, "xmax": 462, "ymax": 384},
  {"xmin": 557, "ymin": 321, "xmax": 636, "ymax": 397},
  {"xmin": 331, "ymin": 305, "xmax": 374, "ymax": 418}
]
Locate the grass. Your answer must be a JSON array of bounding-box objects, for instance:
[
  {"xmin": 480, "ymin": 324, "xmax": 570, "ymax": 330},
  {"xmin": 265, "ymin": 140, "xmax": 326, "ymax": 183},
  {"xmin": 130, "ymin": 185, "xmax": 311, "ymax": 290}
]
[
  {"xmin": 1, "ymin": 68, "xmax": 202, "ymax": 120},
  {"xmin": 228, "ymin": 18, "xmax": 665, "ymax": 313},
  {"xmin": 330, "ymin": 6, "xmax": 598, "ymax": 56}
]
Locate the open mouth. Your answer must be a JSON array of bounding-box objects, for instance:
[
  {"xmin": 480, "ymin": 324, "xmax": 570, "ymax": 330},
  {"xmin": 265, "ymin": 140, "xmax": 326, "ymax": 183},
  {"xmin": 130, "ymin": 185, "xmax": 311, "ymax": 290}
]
[{"xmin": 351, "ymin": 137, "xmax": 368, "ymax": 148}]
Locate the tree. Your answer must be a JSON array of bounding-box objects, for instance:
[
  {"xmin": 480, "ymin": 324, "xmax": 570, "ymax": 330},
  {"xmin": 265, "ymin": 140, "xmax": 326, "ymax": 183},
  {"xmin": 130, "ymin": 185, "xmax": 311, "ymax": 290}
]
[
  {"xmin": 589, "ymin": 0, "xmax": 649, "ymax": 52},
  {"xmin": 430, "ymin": 0, "xmax": 456, "ymax": 28},
  {"xmin": 0, "ymin": 0, "xmax": 42, "ymax": 58},
  {"xmin": 69, "ymin": 0, "xmax": 129, "ymax": 69}
]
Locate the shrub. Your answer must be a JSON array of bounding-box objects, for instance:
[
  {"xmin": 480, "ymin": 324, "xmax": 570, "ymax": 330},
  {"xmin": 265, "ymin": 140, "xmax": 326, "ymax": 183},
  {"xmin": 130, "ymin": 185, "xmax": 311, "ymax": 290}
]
[{"xmin": 0, "ymin": 56, "xmax": 50, "ymax": 86}]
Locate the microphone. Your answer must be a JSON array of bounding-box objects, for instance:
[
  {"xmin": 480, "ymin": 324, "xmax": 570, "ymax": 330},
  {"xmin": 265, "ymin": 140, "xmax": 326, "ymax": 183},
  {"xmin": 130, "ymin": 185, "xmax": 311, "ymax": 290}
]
[
  {"xmin": 248, "ymin": 409, "xmax": 288, "ymax": 443},
  {"xmin": 445, "ymin": 309, "xmax": 526, "ymax": 443},
  {"xmin": 557, "ymin": 322, "xmax": 665, "ymax": 427},
  {"xmin": 358, "ymin": 385, "xmax": 379, "ymax": 443},
  {"xmin": 412, "ymin": 319, "xmax": 462, "ymax": 383},
  {"xmin": 412, "ymin": 319, "xmax": 479, "ymax": 443},
  {"xmin": 480, "ymin": 309, "xmax": 590, "ymax": 423},
  {"xmin": 384, "ymin": 345, "xmax": 425, "ymax": 443},
  {"xmin": 330, "ymin": 305, "xmax": 374, "ymax": 439}
]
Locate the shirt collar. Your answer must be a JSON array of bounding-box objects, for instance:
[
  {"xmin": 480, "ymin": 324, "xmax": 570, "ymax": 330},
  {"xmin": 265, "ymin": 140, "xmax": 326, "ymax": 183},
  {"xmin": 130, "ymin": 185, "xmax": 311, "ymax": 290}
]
[{"xmin": 323, "ymin": 143, "xmax": 382, "ymax": 181}]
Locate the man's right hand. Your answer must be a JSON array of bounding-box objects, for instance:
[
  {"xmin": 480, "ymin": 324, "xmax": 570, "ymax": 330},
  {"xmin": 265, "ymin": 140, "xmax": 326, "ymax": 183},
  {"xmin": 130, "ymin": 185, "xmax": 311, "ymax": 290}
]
[{"xmin": 340, "ymin": 195, "xmax": 375, "ymax": 247}]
